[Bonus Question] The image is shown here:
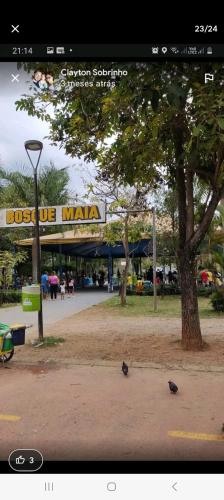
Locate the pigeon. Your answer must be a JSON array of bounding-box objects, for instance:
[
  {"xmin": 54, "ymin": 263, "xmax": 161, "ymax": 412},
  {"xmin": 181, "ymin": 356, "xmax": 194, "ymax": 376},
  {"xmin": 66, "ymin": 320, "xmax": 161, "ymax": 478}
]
[
  {"xmin": 168, "ymin": 380, "xmax": 178, "ymax": 394},
  {"xmin": 122, "ymin": 361, "xmax": 128, "ymax": 376}
]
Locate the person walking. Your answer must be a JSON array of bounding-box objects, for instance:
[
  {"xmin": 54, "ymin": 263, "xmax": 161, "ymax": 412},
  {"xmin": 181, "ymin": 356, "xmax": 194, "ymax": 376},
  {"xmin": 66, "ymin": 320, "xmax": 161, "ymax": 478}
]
[
  {"xmin": 48, "ymin": 271, "xmax": 59, "ymax": 300},
  {"xmin": 148, "ymin": 266, "xmax": 153, "ymax": 283},
  {"xmin": 99, "ymin": 270, "xmax": 105, "ymax": 288},
  {"xmin": 60, "ymin": 280, "xmax": 66, "ymax": 300},
  {"xmin": 41, "ymin": 271, "xmax": 49, "ymax": 299},
  {"xmin": 68, "ymin": 277, "xmax": 74, "ymax": 294}
]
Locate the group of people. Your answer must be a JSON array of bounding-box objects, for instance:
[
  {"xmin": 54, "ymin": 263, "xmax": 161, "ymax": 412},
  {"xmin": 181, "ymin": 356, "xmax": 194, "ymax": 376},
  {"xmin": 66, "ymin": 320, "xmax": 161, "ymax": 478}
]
[
  {"xmin": 14, "ymin": 266, "xmax": 223, "ymax": 298},
  {"xmin": 198, "ymin": 268, "xmax": 222, "ymax": 287},
  {"xmin": 92, "ymin": 270, "xmax": 105, "ymax": 287},
  {"xmin": 41, "ymin": 271, "xmax": 76, "ymax": 300},
  {"xmin": 142, "ymin": 267, "xmax": 178, "ymax": 285},
  {"xmin": 32, "ymin": 69, "xmax": 54, "ymax": 92},
  {"xmin": 40, "ymin": 268, "xmax": 108, "ymax": 299},
  {"xmin": 14, "ymin": 268, "xmax": 108, "ymax": 297}
]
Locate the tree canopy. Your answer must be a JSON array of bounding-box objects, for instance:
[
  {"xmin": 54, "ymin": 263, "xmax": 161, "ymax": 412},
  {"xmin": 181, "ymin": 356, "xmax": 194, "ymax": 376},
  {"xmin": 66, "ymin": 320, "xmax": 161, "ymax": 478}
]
[{"xmin": 16, "ymin": 62, "xmax": 224, "ymax": 249}]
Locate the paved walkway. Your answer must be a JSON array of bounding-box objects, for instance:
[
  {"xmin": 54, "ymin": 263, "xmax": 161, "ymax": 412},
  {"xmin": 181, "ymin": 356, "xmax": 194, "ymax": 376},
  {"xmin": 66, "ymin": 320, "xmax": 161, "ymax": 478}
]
[{"xmin": 0, "ymin": 291, "xmax": 112, "ymax": 334}]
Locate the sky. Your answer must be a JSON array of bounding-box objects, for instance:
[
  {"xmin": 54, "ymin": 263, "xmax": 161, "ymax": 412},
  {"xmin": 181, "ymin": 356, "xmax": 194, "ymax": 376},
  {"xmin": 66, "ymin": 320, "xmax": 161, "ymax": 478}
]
[{"xmin": 0, "ymin": 62, "xmax": 96, "ymax": 199}]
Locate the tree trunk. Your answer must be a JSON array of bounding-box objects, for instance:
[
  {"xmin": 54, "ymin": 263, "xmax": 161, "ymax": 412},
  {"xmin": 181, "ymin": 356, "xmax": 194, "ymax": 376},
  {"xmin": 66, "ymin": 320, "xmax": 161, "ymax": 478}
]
[
  {"xmin": 179, "ymin": 251, "xmax": 203, "ymax": 350},
  {"xmin": 172, "ymin": 116, "xmax": 224, "ymax": 351},
  {"xmin": 186, "ymin": 170, "xmax": 194, "ymax": 241},
  {"xmin": 120, "ymin": 268, "xmax": 128, "ymax": 306},
  {"xmin": 173, "ymin": 122, "xmax": 204, "ymax": 350}
]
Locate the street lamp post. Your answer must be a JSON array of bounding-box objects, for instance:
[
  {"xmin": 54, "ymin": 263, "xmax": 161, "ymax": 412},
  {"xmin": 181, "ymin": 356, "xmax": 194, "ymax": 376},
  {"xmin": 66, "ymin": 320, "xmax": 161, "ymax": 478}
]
[
  {"xmin": 24, "ymin": 140, "xmax": 43, "ymax": 341},
  {"xmin": 152, "ymin": 206, "xmax": 157, "ymax": 312}
]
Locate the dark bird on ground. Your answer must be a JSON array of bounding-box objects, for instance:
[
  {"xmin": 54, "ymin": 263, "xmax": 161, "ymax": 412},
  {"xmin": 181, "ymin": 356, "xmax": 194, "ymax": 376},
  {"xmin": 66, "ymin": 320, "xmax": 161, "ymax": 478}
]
[
  {"xmin": 122, "ymin": 361, "xmax": 128, "ymax": 376},
  {"xmin": 221, "ymin": 423, "xmax": 224, "ymax": 433},
  {"xmin": 168, "ymin": 380, "xmax": 178, "ymax": 394}
]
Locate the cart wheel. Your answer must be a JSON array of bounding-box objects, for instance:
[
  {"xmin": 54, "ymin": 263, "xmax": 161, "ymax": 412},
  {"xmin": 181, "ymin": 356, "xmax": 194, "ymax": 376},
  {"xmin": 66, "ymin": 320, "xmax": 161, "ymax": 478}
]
[{"xmin": 0, "ymin": 348, "xmax": 14, "ymax": 363}]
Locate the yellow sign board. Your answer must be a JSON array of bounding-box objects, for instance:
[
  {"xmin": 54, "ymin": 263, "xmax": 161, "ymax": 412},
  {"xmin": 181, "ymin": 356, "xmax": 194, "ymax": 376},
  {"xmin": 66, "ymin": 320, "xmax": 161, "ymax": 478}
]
[{"xmin": 0, "ymin": 204, "xmax": 106, "ymax": 227}]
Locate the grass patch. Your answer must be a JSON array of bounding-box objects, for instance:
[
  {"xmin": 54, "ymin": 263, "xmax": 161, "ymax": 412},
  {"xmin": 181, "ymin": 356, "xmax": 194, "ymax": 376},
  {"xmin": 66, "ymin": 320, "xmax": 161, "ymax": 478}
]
[
  {"xmin": 33, "ymin": 336, "xmax": 65, "ymax": 348},
  {"xmin": 102, "ymin": 295, "xmax": 224, "ymax": 318}
]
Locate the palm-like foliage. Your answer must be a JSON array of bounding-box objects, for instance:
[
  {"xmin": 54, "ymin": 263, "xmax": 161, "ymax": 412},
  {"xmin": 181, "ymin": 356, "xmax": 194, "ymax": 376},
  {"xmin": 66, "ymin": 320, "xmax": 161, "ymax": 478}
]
[
  {"xmin": 0, "ymin": 163, "xmax": 70, "ymax": 207},
  {"xmin": 0, "ymin": 163, "xmax": 71, "ymax": 251}
]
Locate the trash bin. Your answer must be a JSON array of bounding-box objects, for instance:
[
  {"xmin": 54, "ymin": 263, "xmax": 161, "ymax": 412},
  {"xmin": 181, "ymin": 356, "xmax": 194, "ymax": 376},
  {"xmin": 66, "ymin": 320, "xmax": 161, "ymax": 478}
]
[
  {"xmin": 2, "ymin": 332, "xmax": 13, "ymax": 352},
  {"xmin": 22, "ymin": 285, "xmax": 40, "ymax": 312},
  {"xmin": 10, "ymin": 324, "xmax": 26, "ymax": 346},
  {"xmin": 0, "ymin": 323, "xmax": 10, "ymax": 351}
]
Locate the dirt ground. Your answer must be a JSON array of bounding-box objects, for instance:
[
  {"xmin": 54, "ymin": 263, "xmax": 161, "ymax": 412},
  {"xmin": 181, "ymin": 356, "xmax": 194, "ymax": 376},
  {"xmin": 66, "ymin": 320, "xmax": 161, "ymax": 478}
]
[
  {"xmin": 1, "ymin": 363, "xmax": 224, "ymax": 461},
  {"xmin": 13, "ymin": 304, "xmax": 224, "ymax": 371}
]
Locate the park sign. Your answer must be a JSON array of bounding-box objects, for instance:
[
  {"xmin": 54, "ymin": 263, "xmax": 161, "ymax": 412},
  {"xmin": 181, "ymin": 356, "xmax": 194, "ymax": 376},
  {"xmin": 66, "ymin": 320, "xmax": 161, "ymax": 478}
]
[{"xmin": 0, "ymin": 203, "xmax": 106, "ymax": 228}]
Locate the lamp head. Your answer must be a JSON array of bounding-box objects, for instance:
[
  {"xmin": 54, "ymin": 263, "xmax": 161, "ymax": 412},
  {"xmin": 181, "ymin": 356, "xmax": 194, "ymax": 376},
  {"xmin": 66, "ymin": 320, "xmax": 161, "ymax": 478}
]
[{"xmin": 24, "ymin": 140, "xmax": 43, "ymax": 152}]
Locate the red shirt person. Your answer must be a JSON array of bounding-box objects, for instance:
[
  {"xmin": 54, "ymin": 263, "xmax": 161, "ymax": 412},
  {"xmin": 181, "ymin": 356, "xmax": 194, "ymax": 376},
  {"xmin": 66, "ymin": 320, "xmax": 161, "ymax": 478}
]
[{"xmin": 201, "ymin": 270, "xmax": 208, "ymax": 285}]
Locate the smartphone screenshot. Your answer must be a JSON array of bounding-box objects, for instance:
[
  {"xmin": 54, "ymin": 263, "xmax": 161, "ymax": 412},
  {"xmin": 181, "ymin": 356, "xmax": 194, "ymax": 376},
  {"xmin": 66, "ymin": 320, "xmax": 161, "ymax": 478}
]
[{"xmin": 0, "ymin": 19, "xmax": 224, "ymax": 498}]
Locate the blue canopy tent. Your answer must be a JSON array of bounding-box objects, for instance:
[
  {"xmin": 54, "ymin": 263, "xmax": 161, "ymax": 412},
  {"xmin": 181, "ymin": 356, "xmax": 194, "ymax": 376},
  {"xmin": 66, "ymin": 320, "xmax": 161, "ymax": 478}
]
[{"xmin": 17, "ymin": 230, "xmax": 153, "ymax": 290}]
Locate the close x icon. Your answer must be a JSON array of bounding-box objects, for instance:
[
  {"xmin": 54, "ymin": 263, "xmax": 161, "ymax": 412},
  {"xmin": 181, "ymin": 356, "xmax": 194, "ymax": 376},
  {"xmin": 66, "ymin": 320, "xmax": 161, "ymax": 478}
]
[
  {"xmin": 10, "ymin": 25, "xmax": 20, "ymax": 33},
  {"xmin": 11, "ymin": 74, "xmax": 20, "ymax": 83}
]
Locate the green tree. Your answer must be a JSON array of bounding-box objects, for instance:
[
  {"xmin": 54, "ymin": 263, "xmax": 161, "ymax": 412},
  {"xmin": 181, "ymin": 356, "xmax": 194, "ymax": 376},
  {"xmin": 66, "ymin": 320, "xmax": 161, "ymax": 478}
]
[
  {"xmin": 0, "ymin": 250, "xmax": 27, "ymax": 288},
  {"xmin": 84, "ymin": 179, "xmax": 151, "ymax": 305},
  {"xmin": 16, "ymin": 62, "xmax": 224, "ymax": 349}
]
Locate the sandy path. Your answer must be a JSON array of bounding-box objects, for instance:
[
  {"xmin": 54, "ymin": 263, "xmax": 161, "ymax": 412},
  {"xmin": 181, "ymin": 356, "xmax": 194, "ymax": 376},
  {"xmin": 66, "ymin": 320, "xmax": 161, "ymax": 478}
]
[{"xmin": 10, "ymin": 305, "xmax": 224, "ymax": 371}]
